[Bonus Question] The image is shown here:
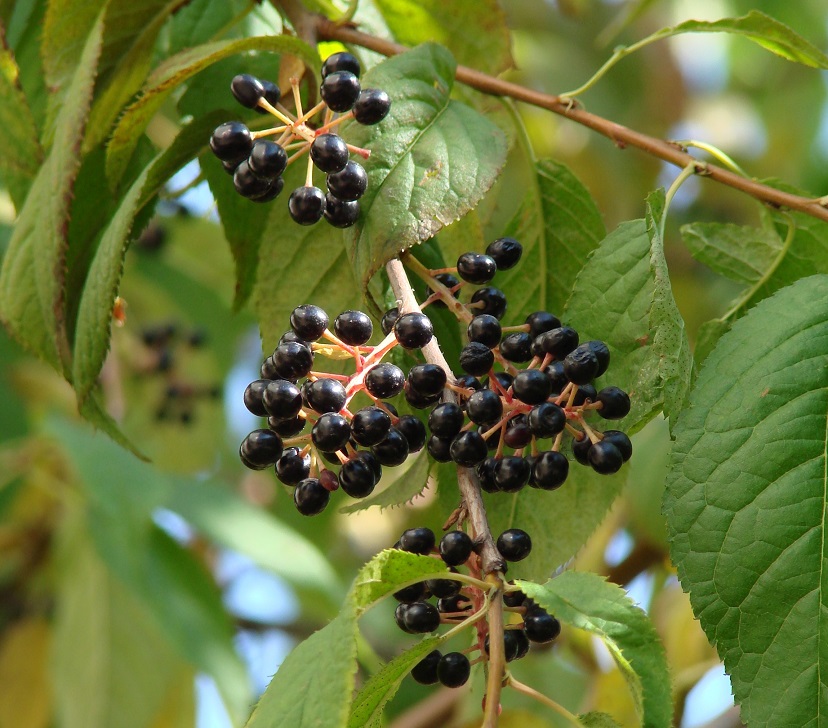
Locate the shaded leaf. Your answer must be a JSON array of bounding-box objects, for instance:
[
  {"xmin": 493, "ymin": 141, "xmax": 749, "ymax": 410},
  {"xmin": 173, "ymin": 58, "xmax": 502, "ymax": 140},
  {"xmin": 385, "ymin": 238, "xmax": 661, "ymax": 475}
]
[
  {"xmin": 343, "ymin": 44, "xmax": 508, "ymax": 285},
  {"xmin": 579, "ymin": 712, "xmax": 623, "ymax": 728},
  {"xmin": 339, "ymin": 447, "xmax": 432, "ymax": 514},
  {"xmin": 664, "ymin": 274, "xmax": 828, "ymax": 727},
  {"xmin": 520, "ymin": 572, "xmax": 672, "ymax": 728},
  {"xmin": 0, "ymin": 618, "xmax": 51, "ymax": 728}
]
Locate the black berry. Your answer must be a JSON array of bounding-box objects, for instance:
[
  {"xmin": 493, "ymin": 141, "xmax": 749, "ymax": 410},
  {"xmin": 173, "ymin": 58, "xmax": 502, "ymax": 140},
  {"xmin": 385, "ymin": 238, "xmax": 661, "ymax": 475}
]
[
  {"xmin": 428, "ymin": 403, "xmax": 465, "ymax": 438},
  {"xmin": 512, "ymin": 369, "xmax": 552, "ymax": 405},
  {"xmin": 427, "ymin": 435, "xmax": 453, "ymax": 462},
  {"xmin": 262, "ymin": 379, "xmax": 303, "ymax": 419},
  {"xmin": 439, "ymin": 531, "xmax": 473, "ymax": 566},
  {"xmin": 380, "ymin": 307, "xmax": 399, "ymax": 335},
  {"xmin": 289, "ymin": 186, "xmax": 326, "ymax": 225},
  {"xmin": 400, "ymin": 527, "xmax": 435, "ymax": 554},
  {"xmin": 240, "ymin": 428, "xmax": 283, "ymax": 468},
  {"xmin": 294, "ymin": 478, "xmax": 330, "ymax": 515},
  {"xmin": 272, "ymin": 342, "xmax": 314, "ymax": 380},
  {"xmin": 310, "ymin": 133, "xmax": 350, "ymax": 173},
  {"xmin": 524, "ymin": 609, "xmax": 561, "ymax": 643},
  {"xmin": 588, "ymin": 440, "xmax": 624, "ymax": 474},
  {"xmin": 351, "ymin": 406, "xmax": 391, "ymax": 446},
  {"xmin": 269, "ymin": 415, "xmax": 305, "ymax": 437},
  {"xmin": 256, "ymin": 79, "xmax": 281, "ymax": 112},
  {"xmin": 437, "ymin": 653, "xmax": 470, "ymax": 688},
  {"xmin": 353, "ymin": 88, "xmax": 391, "ymax": 124},
  {"xmin": 450, "ymin": 431, "xmax": 487, "ymax": 467},
  {"xmin": 459, "ymin": 342, "xmax": 494, "ymax": 376},
  {"xmin": 323, "ymin": 194, "xmax": 359, "ymax": 228},
  {"xmin": 291, "ymin": 304, "xmax": 328, "ymax": 341},
  {"xmin": 497, "ymin": 528, "xmax": 532, "ymax": 561},
  {"xmin": 495, "ymin": 456, "xmax": 531, "ymax": 492},
  {"xmin": 532, "ymin": 450, "xmax": 569, "ymax": 490},
  {"xmin": 407, "ymin": 364, "xmax": 447, "ymax": 396},
  {"xmin": 231, "ymin": 74, "xmax": 264, "ymax": 108},
  {"xmin": 249, "ymin": 139, "xmax": 287, "ymax": 178},
  {"xmin": 364, "ymin": 362, "xmax": 405, "ymax": 398},
  {"xmin": 470, "ymin": 287, "xmax": 507, "ymax": 319},
  {"xmin": 587, "ymin": 340, "xmax": 611, "ymax": 377},
  {"xmin": 466, "ymin": 389, "xmax": 503, "ymax": 425},
  {"xmin": 233, "ymin": 160, "xmax": 272, "ymax": 199},
  {"xmin": 243, "ymin": 379, "xmax": 269, "ymax": 416},
  {"xmin": 526, "ymin": 311, "xmax": 561, "ymax": 337},
  {"xmin": 403, "ymin": 601, "xmax": 441, "ymax": 633},
  {"xmin": 327, "ymin": 160, "xmax": 367, "ymax": 201},
  {"xmin": 602, "ymin": 430, "xmax": 632, "ymax": 461},
  {"xmin": 397, "ymin": 415, "xmax": 427, "ymax": 452},
  {"xmin": 275, "ymin": 447, "xmax": 311, "ymax": 484},
  {"xmin": 210, "ymin": 121, "xmax": 252, "ymax": 164},
  {"xmin": 486, "ymin": 237, "xmax": 523, "ymax": 269},
  {"xmin": 467, "ymin": 314, "xmax": 502, "ymax": 348},
  {"xmin": 312, "ymin": 412, "xmax": 351, "ymax": 451},
  {"xmin": 573, "ymin": 434, "xmax": 592, "ymax": 465},
  {"xmin": 334, "ymin": 310, "xmax": 373, "ymax": 345},
  {"xmin": 394, "ymin": 581, "xmax": 427, "ymax": 603},
  {"xmin": 411, "ymin": 650, "xmax": 441, "ymax": 685},
  {"xmin": 371, "ymin": 427, "xmax": 409, "ymax": 465},
  {"xmin": 394, "ymin": 312, "xmax": 433, "ymax": 349},
  {"xmin": 597, "ymin": 386, "xmax": 630, "ymax": 419},
  {"xmin": 320, "ymin": 70, "xmax": 361, "ymax": 112},
  {"xmin": 563, "ymin": 344, "xmax": 599, "ymax": 385},
  {"xmin": 456, "ymin": 252, "xmax": 497, "ymax": 284},
  {"xmin": 322, "ymin": 52, "xmax": 361, "ymax": 79},
  {"xmin": 500, "ymin": 333, "xmax": 533, "ymax": 362},
  {"xmin": 536, "ymin": 327, "xmax": 579, "ymax": 358},
  {"xmin": 338, "ymin": 458, "xmax": 377, "ymax": 497}
]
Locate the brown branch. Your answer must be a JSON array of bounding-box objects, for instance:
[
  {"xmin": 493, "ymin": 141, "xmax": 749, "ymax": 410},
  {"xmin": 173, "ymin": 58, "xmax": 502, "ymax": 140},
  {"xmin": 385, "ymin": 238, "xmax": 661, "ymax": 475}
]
[
  {"xmin": 388, "ymin": 686, "xmax": 464, "ymax": 728},
  {"xmin": 316, "ymin": 19, "xmax": 828, "ymax": 224},
  {"xmin": 604, "ymin": 540, "xmax": 665, "ymax": 586}
]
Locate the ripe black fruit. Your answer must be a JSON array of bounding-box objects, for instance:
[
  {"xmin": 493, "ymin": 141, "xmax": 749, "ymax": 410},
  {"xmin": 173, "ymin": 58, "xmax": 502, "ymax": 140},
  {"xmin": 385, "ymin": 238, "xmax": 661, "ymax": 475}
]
[
  {"xmin": 486, "ymin": 237, "xmax": 522, "ymax": 269},
  {"xmin": 291, "ymin": 304, "xmax": 328, "ymax": 341},
  {"xmin": 243, "ymin": 379, "xmax": 269, "ymax": 416},
  {"xmin": 312, "ymin": 413, "xmax": 351, "ymax": 451},
  {"xmin": 403, "ymin": 601, "xmax": 441, "ymax": 633},
  {"xmin": 231, "ymin": 74, "xmax": 264, "ymax": 108},
  {"xmin": 338, "ymin": 458, "xmax": 376, "ymax": 498},
  {"xmin": 587, "ymin": 340, "xmax": 611, "ymax": 377},
  {"xmin": 427, "ymin": 435, "xmax": 453, "ymax": 462},
  {"xmin": 262, "ymin": 379, "xmax": 302, "ymax": 419},
  {"xmin": 320, "ymin": 70, "xmax": 361, "ymax": 112},
  {"xmin": 470, "ymin": 287, "xmax": 507, "ymax": 319},
  {"xmin": 588, "ymin": 439, "xmax": 623, "ymax": 474},
  {"xmin": 210, "ymin": 122, "xmax": 252, "ymax": 164},
  {"xmin": 597, "ymin": 386, "xmax": 631, "ymax": 419},
  {"xmin": 257, "ymin": 79, "xmax": 281, "ymax": 112},
  {"xmin": 334, "ymin": 310, "xmax": 373, "ymax": 345},
  {"xmin": 499, "ymin": 332, "xmax": 533, "ymax": 362},
  {"xmin": 364, "ymin": 362, "xmax": 405, "ymax": 398},
  {"xmin": 526, "ymin": 310, "xmax": 561, "ymax": 337},
  {"xmin": 524, "ymin": 609, "xmax": 561, "ymax": 643},
  {"xmin": 323, "ymin": 194, "xmax": 359, "ymax": 228},
  {"xmin": 563, "ymin": 344, "xmax": 599, "ymax": 385},
  {"xmin": 397, "ymin": 415, "xmax": 427, "ymax": 452},
  {"xmin": 536, "ymin": 327, "xmax": 579, "ymax": 358},
  {"xmin": 466, "ymin": 389, "xmax": 502, "ymax": 424},
  {"xmin": 310, "ymin": 133, "xmax": 350, "ymax": 173},
  {"xmin": 512, "ymin": 369, "xmax": 552, "ymax": 405},
  {"xmin": 353, "ymin": 88, "xmax": 391, "ymax": 124},
  {"xmin": 459, "ymin": 342, "xmax": 494, "ymax": 376},
  {"xmin": 322, "ymin": 51, "xmax": 361, "ymax": 78},
  {"xmin": 275, "ymin": 447, "xmax": 311, "ymax": 484},
  {"xmin": 371, "ymin": 427, "xmax": 409, "ymax": 465},
  {"xmin": 411, "ymin": 650, "xmax": 441, "ymax": 685},
  {"xmin": 456, "ymin": 252, "xmax": 497, "ymax": 284},
  {"xmin": 602, "ymin": 430, "xmax": 632, "ymax": 461},
  {"xmin": 289, "ymin": 186, "xmax": 326, "ymax": 225},
  {"xmin": 437, "ymin": 653, "xmax": 470, "ymax": 688},
  {"xmin": 400, "ymin": 527, "xmax": 435, "ymax": 554},
  {"xmin": 393, "ymin": 312, "xmax": 433, "ymax": 349},
  {"xmin": 327, "ymin": 160, "xmax": 367, "ymax": 200},
  {"xmin": 428, "ymin": 403, "xmax": 465, "ymax": 439},
  {"xmin": 528, "ymin": 402, "xmax": 565, "ymax": 438},
  {"xmin": 294, "ymin": 478, "xmax": 330, "ymax": 515},
  {"xmin": 407, "ymin": 364, "xmax": 446, "ymax": 396},
  {"xmin": 233, "ymin": 160, "xmax": 272, "ymax": 199},
  {"xmin": 249, "ymin": 139, "xmax": 288, "ymax": 178},
  {"xmin": 494, "ymin": 456, "xmax": 531, "ymax": 492},
  {"xmin": 467, "ymin": 314, "xmax": 502, "ymax": 348},
  {"xmin": 380, "ymin": 307, "xmax": 399, "ymax": 335},
  {"xmin": 351, "ymin": 406, "xmax": 391, "ymax": 446},
  {"xmin": 497, "ymin": 528, "xmax": 532, "ymax": 561},
  {"xmin": 240, "ymin": 429, "xmax": 283, "ymax": 468},
  {"xmin": 394, "ymin": 581, "xmax": 427, "ymax": 603},
  {"xmin": 439, "ymin": 531, "xmax": 473, "ymax": 566},
  {"xmin": 450, "ymin": 431, "xmax": 487, "ymax": 467},
  {"xmin": 532, "ymin": 450, "xmax": 569, "ymax": 490},
  {"xmin": 272, "ymin": 342, "xmax": 313, "ymax": 380}
]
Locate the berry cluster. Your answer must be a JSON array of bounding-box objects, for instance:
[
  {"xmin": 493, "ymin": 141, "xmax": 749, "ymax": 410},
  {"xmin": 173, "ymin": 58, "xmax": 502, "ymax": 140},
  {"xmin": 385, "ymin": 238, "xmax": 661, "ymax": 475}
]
[
  {"xmin": 387, "ymin": 238, "xmax": 633, "ymax": 491},
  {"xmin": 239, "ymin": 304, "xmax": 434, "ymax": 516},
  {"xmin": 389, "ymin": 526, "xmax": 560, "ymax": 688},
  {"xmin": 209, "ymin": 52, "xmax": 390, "ymax": 226}
]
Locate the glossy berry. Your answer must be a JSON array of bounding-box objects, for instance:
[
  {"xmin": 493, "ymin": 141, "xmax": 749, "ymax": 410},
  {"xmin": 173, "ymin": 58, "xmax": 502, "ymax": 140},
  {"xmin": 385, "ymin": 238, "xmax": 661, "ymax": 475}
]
[
  {"xmin": 262, "ymin": 379, "xmax": 303, "ymax": 419},
  {"xmin": 268, "ymin": 415, "xmax": 305, "ymax": 437},
  {"xmin": 334, "ymin": 310, "xmax": 373, "ymax": 345},
  {"xmin": 394, "ymin": 312, "xmax": 433, "ymax": 349},
  {"xmin": 504, "ymin": 415, "xmax": 532, "ymax": 448},
  {"xmin": 533, "ymin": 450, "xmax": 569, "ymax": 490},
  {"xmin": 310, "ymin": 133, "xmax": 350, "ymax": 173},
  {"xmin": 400, "ymin": 527, "xmax": 435, "ymax": 555},
  {"xmin": 597, "ymin": 386, "xmax": 630, "ymax": 419},
  {"xmin": 291, "ymin": 304, "xmax": 328, "ymax": 341},
  {"xmin": 602, "ymin": 430, "xmax": 632, "ymax": 461},
  {"xmin": 371, "ymin": 427, "xmax": 409, "ymax": 466},
  {"xmin": 466, "ymin": 389, "xmax": 502, "ymax": 425},
  {"xmin": 294, "ymin": 478, "xmax": 330, "ymax": 515},
  {"xmin": 312, "ymin": 413, "xmax": 351, "ymax": 452},
  {"xmin": 526, "ymin": 311, "xmax": 561, "ymax": 337},
  {"xmin": 503, "ymin": 587, "xmax": 527, "ymax": 608},
  {"xmin": 394, "ymin": 603, "xmax": 415, "ymax": 634},
  {"xmin": 485, "ymin": 629, "xmax": 529, "ymax": 662},
  {"xmin": 545, "ymin": 360, "xmax": 569, "ymax": 393},
  {"xmin": 437, "ymin": 653, "xmax": 470, "ymax": 688},
  {"xmin": 210, "ymin": 122, "xmax": 252, "ymax": 164},
  {"xmin": 233, "ymin": 160, "xmax": 272, "ymax": 199},
  {"xmin": 573, "ymin": 434, "xmax": 592, "ymax": 465},
  {"xmin": 355, "ymin": 450, "xmax": 383, "ymax": 482},
  {"xmin": 450, "ymin": 431, "xmax": 487, "ymax": 467},
  {"xmin": 327, "ymin": 160, "xmax": 367, "ymax": 201},
  {"xmin": 320, "ymin": 70, "xmax": 361, "ymax": 112},
  {"xmin": 231, "ymin": 74, "xmax": 264, "ymax": 108},
  {"xmin": 470, "ymin": 287, "xmax": 507, "ymax": 319},
  {"xmin": 526, "ymin": 403, "xmax": 563, "ymax": 438},
  {"xmin": 439, "ymin": 531, "xmax": 474, "ymax": 566},
  {"xmin": 353, "ymin": 88, "xmax": 391, "ymax": 124},
  {"xmin": 273, "ymin": 448, "xmax": 309, "ymax": 484},
  {"xmin": 397, "ymin": 415, "xmax": 427, "ymax": 452},
  {"xmin": 338, "ymin": 458, "xmax": 376, "ymax": 498},
  {"xmin": 456, "ymin": 252, "xmax": 497, "ymax": 284},
  {"xmin": 403, "ymin": 601, "xmax": 441, "ymax": 633},
  {"xmin": 495, "ymin": 456, "xmax": 531, "ymax": 492},
  {"xmin": 427, "ymin": 435, "xmax": 453, "ymax": 462},
  {"xmin": 497, "ymin": 528, "xmax": 532, "ymax": 561},
  {"xmin": 536, "ymin": 327, "xmax": 579, "ymax": 359},
  {"xmin": 587, "ymin": 340, "xmax": 611, "ymax": 377},
  {"xmin": 427, "ymin": 576, "xmax": 461, "ymax": 599},
  {"xmin": 486, "ymin": 237, "xmax": 522, "ymax": 269},
  {"xmin": 477, "ymin": 457, "xmax": 499, "ymax": 493},
  {"xmin": 500, "ymin": 332, "xmax": 533, "ymax": 362},
  {"xmin": 380, "ymin": 307, "xmax": 399, "ymax": 335},
  {"xmin": 428, "ymin": 403, "xmax": 465, "ymax": 439},
  {"xmin": 240, "ymin": 429, "xmax": 283, "ymax": 468},
  {"xmin": 563, "ymin": 344, "xmax": 599, "ymax": 385},
  {"xmin": 249, "ymin": 139, "xmax": 288, "ymax": 178},
  {"xmin": 467, "ymin": 314, "xmax": 502, "ymax": 348},
  {"xmin": 437, "ymin": 594, "xmax": 471, "ymax": 614},
  {"xmin": 364, "ymin": 362, "xmax": 405, "ymax": 398},
  {"xmin": 322, "ymin": 51, "xmax": 361, "ymax": 78},
  {"xmin": 289, "ymin": 186, "xmax": 326, "ymax": 225},
  {"xmin": 394, "ymin": 581, "xmax": 427, "ymax": 603},
  {"xmin": 512, "ymin": 369, "xmax": 552, "ymax": 405},
  {"xmin": 243, "ymin": 379, "xmax": 269, "ymax": 416},
  {"xmin": 323, "ymin": 194, "xmax": 359, "ymax": 227},
  {"xmin": 280, "ymin": 330, "xmax": 313, "ymax": 349},
  {"xmin": 306, "ymin": 378, "xmax": 347, "ymax": 413},
  {"xmin": 524, "ymin": 609, "xmax": 561, "ymax": 643},
  {"xmin": 272, "ymin": 342, "xmax": 313, "ymax": 380},
  {"xmin": 253, "ymin": 177, "xmax": 284, "ymax": 202},
  {"xmin": 411, "ymin": 650, "xmax": 441, "ymax": 685},
  {"xmin": 407, "ymin": 364, "xmax": 446, "ymax": 396},
  {"xmin": 256, "ymin": 79, "xmax": 281, "ymax": 112},
  {"xmin": 588, "ymin": 440, "xmax": 624, "ymax": 474},
  {"xmin": 459, "ymin": 342, "xmax": 494, "ymax": 376},
  {"xmin": 572, "ymin": 383, "xmax": 598, "ymax": 406},
  {"xmin": 351, "ymin": 406, "xmax": 391, "ymax": 446}
]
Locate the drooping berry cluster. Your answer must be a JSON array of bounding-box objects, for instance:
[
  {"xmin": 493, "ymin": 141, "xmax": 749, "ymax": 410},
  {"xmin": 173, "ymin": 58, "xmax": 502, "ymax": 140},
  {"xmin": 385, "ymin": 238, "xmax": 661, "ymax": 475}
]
[
  {"xmin": 239, "ymin": 304, "xmax": 433, "ymax": 516},
  {"xmin": 388, "ymin": 526, "xmax": 559, "ymax": 688},
  {"xmin": 385, "ymin": 238, "xmax": 633, "ymax": 492},
  {"xmin": 209, "ymin": 52, "xmax": 390, "ymax": 226}
]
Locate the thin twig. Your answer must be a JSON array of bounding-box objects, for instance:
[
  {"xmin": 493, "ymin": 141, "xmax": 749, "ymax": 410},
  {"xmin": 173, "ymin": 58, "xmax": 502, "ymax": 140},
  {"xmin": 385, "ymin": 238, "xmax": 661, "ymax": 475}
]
[
  {"xmin": 506, "ymin": 676, "xmax": 583, "ymax": 726},
  {"xmin": 316, "ymin": 19, "xmax": 828, "ymax": 224}
]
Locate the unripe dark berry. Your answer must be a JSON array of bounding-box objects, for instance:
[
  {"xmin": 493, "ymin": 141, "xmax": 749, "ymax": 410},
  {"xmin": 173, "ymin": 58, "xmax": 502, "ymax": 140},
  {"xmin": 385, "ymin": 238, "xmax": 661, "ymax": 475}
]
[
  {"xmin": 500, "ymin": 332, "xmax": 533, "ymax": 362},
  {"xmin": 394, "ymin": 312, "xmax": 433, "ymax": 349},
  {"xmin": 310, "ymin": 133, "xmax": 350, "ymax": 173},
  {"xmin": 407, "ymin": 364, "xmax": 447, "ymax": 396},
  {"xmin": 231, "ymin": 74, "xmax": 264, "ymax": 108},
  {"xmin": 456, "ymin": 252, "xmax": 497, "ymax": 284},
  {"xmin": 437, "ymin": 653, "xmax": 470, "ymax": 688},
  {"xmin": 320, "ymin": 70, "xmax": 361, "ymax": 112},
  {"xmin": 597, "ymin": 386, "xmax": 630, "ymax": 419},
  {"xmin": 323, "ymin": 194, "xmax": 359, "ymax": 228},
  {"xmin": 210, "ymin": 121, "xmax": 252, "ymax": 164},
  {"xmin": 364, "ymin": 362, "xmax": 405, "ymax": 398},
  {"xmin": 459, "ymin": 342, "xmax": 494, "ymax": 376},
  {"xmin": 338, "ymin": 458, "xmax": 376, "ymax": 498},
  {"xmin": 450, "ymin": 431, "xmax": 488, "ymax": 467},
  {"xmin": 486, "ymin": 237, "xmax": 523, "ymax": 269},
  {"xmin": 524, "ymin": 609, "xmax": 562, "ymax": 643},
  {"xmin": 467, "ymin": 314, "xmax": 502, "ymax": 348},
  {"xmin": 371, "ymin": 427, "xmax": 409, "ymax": 466},
  {"xmin": 470, "ymin": 287, "xmax": 507, "ymax": 319},
  {"xmin": 262, "ymin": 379, "xmax": 303, "ymax": 419},
  {"xmin": 526, "ymin": 311, "xmax": 561, "ymax": 337},
  {"xmin": 512, "ymin": 369, "xmax": 552, "ymax": 405},
  {"xmin": 240, "ymin": 428, "xmax": 283, "ymax": 468},
  {"xmin": 588, "ymin": 440, "xmax": 624, "ymax": 474},
  {"xmin": 351, "ymin": 406, "xmax": 391, "ymax": 446},
  {"xmin": 294, "ymin": 478, "xmax": 330, "ymax": 515},
  {"xmin": 497, "ymin": 528, "xmax": 532, "ymax": 561},
  {"xmin": 290, "ymin": 304, "xmax": 328, "ymax": 341},
  {"xmin": 326, "ymin": 160, "xmax": 367, "ymax": 201},
  {"xmin": 289, "ymin": 186, "xmax": 326, "ymax": 225},
  {"xmin": 466, "ymin": 389, "xmax": 503, "ymax": 425},
  {"xmin": 439, "ymin": 531, "xmax": 473, "ymax": 566},
  {"xmin": 602, "ymin": 430, "xmax": 632, "ymax": 461},
  {"xmin": 397, "ymin": 415, "xmax": 427, "ymax": 452},
  {"xmin": 312, "ymin": 412, "xmax": 351, "ymax": 452},
  {"xmin": 411, "ymin": 650, "xmax": 441, "ymax": 685},
  {"xmin": 353, "ymin": 88, "xmax": 391, "ymax": 124},
  {"xmin": 249, "ymin": 139, "xmax": 287, "ymax": 178},
  {"xmin": 334, "ymin": 310, "xmax": 373, "ymax": 345},
  {"xmin": 399, "ymin": 527, "xmax": 435, "ymax": 554},
  {"xmin": 532, "ymin": 450, "xmax": 569, "ymax": 490},
  {"xmin": 243, "ymin": 379, "xmax": 269, "ymax": 416}
]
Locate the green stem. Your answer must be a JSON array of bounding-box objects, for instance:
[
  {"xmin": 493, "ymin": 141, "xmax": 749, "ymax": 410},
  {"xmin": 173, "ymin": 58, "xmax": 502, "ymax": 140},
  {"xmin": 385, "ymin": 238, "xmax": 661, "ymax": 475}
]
[
  {"xmin": 506, "ymin": 676, "xmax": 583, "ymax": 726},
  {"xmin": 660, "ymin": 163, "xmax": 697, "ymax": 240},
  {"xmin": 335, "ymin": 0, "xmax": 359, "ymax": 24},
  {"xmin": 672, "ymin": 139, "xmax": 748, "ymax": 177}
]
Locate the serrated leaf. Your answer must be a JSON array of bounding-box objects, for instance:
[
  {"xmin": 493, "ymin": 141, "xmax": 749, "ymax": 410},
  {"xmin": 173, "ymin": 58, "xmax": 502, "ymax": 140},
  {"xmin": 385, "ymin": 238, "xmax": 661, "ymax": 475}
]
[
  {"xmin": 0, "ymin": 11, "xmax": 104, "ymax": 374},
  {"xmin": 166, "ymin": 0, "xmax": 240, "ymax": 54},
  {"xmin": 348, "ymin": 637, "xmax": 443, "ymax": 727},
  {"xmin": 106, "ymin": 34, "xmax": 318, "ymax": 186},
  {"xmin": 343, "ymin": 44, "xmax": 508, "ymax": 285},
  {"xmin": 501, "ymin": 158, "xmax": 606, "ymax": 321},
  {"xmin": 648, "ymin": 10, "xmax": 828, "ymax": 69},
  {"xmin": 373, "ymin": 0, "xmax": 512, "ymax": 75},
  {"xmin": 339, "ymin": 447, "xmax": 432, "ymax": 514},
  {"xmin": 519, "ymin": 572, "xmax": 672, "ymax": 728},
  {"xmin": 693, "ymin": 317, "xmax": 731, "ymax": 367},
  {"xmin": 664, "ymin": 274, "xmax": 828, "ymax": 728},
  {"xmin": 41, "ymin": 0, "xmax": 103, "ymax": 97},
  {"xmin": 680, "ymin": 221, "xmax": 783, "ymax": 285}
]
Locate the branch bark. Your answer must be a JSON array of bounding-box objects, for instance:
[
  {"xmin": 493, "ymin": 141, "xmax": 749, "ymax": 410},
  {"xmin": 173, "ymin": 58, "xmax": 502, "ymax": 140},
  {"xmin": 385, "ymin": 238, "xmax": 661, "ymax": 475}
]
[{"xmin": 316, "ymin": 19, "xmax": 828, "ymax": 224}]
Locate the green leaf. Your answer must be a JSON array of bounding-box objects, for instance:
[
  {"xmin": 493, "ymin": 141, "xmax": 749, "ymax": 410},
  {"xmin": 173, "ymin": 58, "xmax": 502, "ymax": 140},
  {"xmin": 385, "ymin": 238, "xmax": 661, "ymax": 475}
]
[
  {"xmin": 578, "ymin": 712, "xmax": 623, "ymax": 728},
  {"xmin": 339, "ymin": 447, "xmax": 432, "ymax": 514},
  {"xmin": 565, "ymin": 190, "xmax": 692, "ymax": 432},
  {"xmin": 78, "ymin": 388, "xmax": 147, "ymax": 460},
  {"xmin": 348, "ymin": 637, "xmax": 443, "ymax": 727},
  {"xmin": 105, "ymin": 34, "xmax": 319, "ymax": 186},
  {"xmin": 0, "ymin": 27, "xmax": 42, "ymax": 208},
  {"xmin": 664, "ymin": 274, "xmax": 828, "ymax": 727},
  {"xmin": 0, "ymin": 11, "xmax": 104, "ymax": 374},
  {"xmin": 680, "ymin": 221, "xmax": 783, "ymax": 285},
  {"xmin": 485, "ymin": 466, "xmax": 627, "ymax": 581},
  {"xmin": 650, "ymin": 10, "xmax": 828, "ymax": 69},
  {"xmin": 693, "ymin": 318, "xmax": 731, "ymax": 367},
  {"xmin": 519, "ymin": 572, "xmax": 672, "ymax": 728},
  {"xmin": 501, "ymin": 158, "xmax": 606, "ymax": 321},
  {"xmin": 245, "ymin": 613, "xmax": 358, "ymax": 728},
  {"xmin": 41, "ymin": 0, "xmax": 103, "ymax": 99},
  {"xmin": 373, "ymin": 0, "xmax": 512, "ymax": 75},
  {"xmin": 343, "ymin": 44, "xmax": 508, "ymax": 285},
  {"xmin": 166, "ymin": 0, "xmax": 240, "ymax": 54}
]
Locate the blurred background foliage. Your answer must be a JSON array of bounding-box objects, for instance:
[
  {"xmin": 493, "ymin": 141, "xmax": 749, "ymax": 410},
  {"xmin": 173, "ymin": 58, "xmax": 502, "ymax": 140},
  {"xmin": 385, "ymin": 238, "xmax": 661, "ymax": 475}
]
[{"xmin": 0, "ymin": 0, "xmax": 825, "ymax": 726}]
